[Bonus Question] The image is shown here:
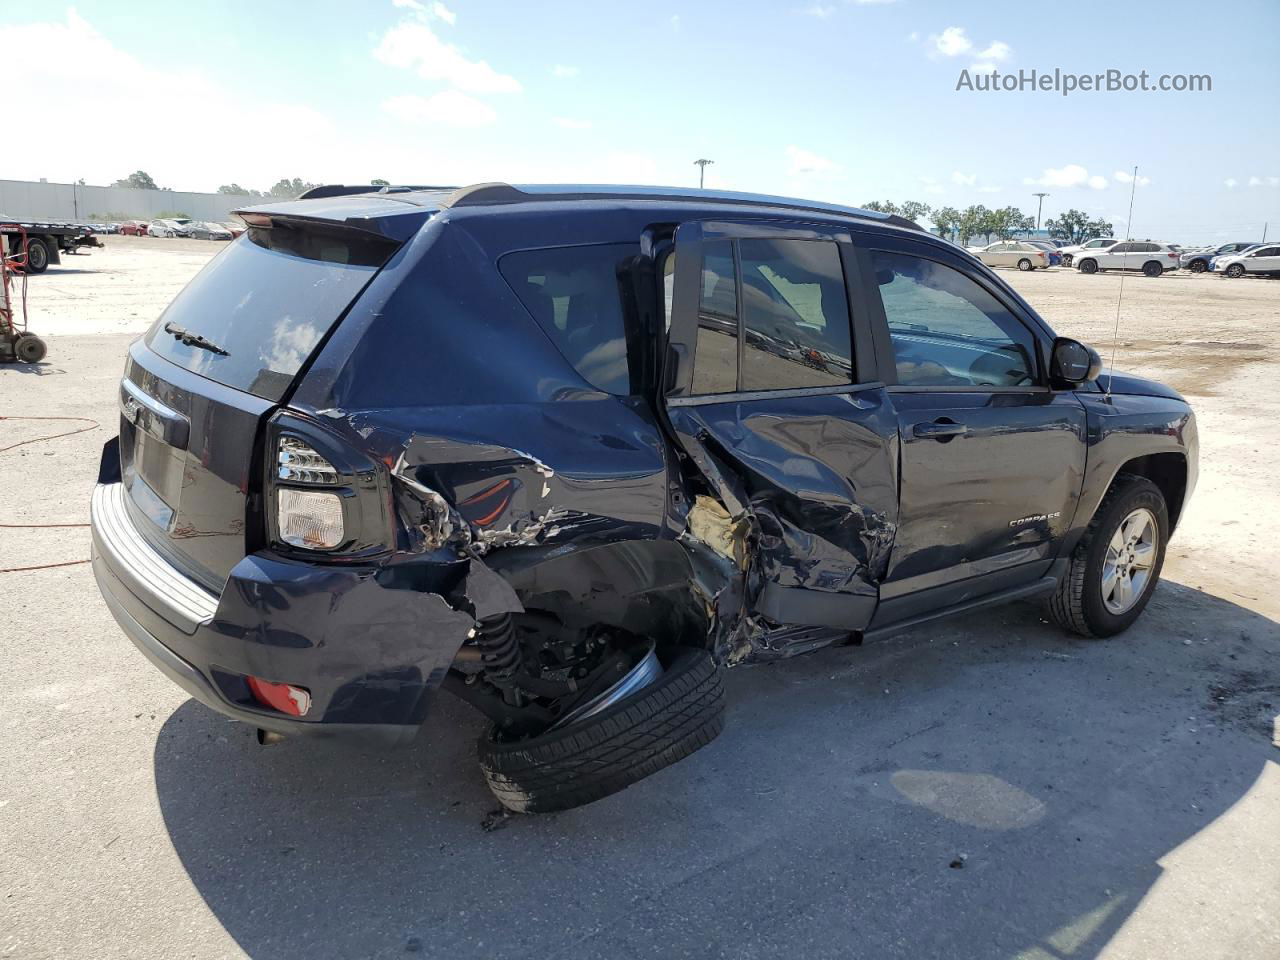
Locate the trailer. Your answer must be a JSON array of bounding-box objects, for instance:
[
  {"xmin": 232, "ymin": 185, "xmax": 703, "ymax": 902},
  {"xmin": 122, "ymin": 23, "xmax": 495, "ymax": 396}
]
[{"xmin": 0, "ymin": 219, "xmax": 101, "ymax": 274}]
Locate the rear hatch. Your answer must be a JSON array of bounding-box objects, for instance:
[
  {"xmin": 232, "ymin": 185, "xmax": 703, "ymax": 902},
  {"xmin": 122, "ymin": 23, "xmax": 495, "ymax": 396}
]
[{"xmin": 118, "ymin": 200, "xmax": 429, "ymax": 592}]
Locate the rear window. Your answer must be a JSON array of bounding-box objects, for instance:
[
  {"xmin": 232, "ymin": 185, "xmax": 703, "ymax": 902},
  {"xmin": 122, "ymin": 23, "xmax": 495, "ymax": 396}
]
[
  {"xmin": 499, "ymin": 243, "xmax": 636, "ymax": 395},
  {"xmin": 144, "ymin": 225, "xmax": 395, "ymax": 401}
]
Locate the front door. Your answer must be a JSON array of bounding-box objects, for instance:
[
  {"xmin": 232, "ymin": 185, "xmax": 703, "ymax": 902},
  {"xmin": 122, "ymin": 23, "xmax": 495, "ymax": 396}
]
[
  {"xmin": 857, "ymin": 236, "xmax": 1088, "ymax": 618},
  {"xmin": 660, "ymin": 220, "xmax": 899, "ymax": 631}
]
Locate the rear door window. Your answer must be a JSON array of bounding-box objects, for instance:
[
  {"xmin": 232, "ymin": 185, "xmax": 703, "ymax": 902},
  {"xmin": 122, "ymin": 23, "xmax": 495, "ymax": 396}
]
[
  {"xmin": 500, "ymin": 243, "xmax": 636, "ymax": 395},
  {"xmin": 144, "ymin": 224, "xmax": 395, "ymax": 401},
  {"xmin": 689, "ymin": 237, "xmax": 854, "ymax": 394}
]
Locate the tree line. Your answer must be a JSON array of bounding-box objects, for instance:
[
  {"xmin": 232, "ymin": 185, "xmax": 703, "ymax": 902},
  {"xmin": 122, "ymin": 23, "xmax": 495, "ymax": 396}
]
[
  {"xmin": 108, "ymin": 170, "xmax": 389, "ymax": 200},
  {"xmin": 862, "ymin": 200, "xmax": 1113, "ymax": 245}
]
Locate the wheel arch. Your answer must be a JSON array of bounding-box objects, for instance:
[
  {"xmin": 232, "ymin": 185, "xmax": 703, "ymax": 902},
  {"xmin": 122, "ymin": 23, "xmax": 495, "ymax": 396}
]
[{"xmin": 1107, "ymin": 452, "xmax": 1188, "ymax": 530}]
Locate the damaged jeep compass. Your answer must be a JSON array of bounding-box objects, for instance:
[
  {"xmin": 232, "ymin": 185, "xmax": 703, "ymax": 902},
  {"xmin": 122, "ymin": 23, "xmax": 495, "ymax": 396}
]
[{"xmin": 91, "ymin": 183, "xmax": 1197, "ymax": 812}]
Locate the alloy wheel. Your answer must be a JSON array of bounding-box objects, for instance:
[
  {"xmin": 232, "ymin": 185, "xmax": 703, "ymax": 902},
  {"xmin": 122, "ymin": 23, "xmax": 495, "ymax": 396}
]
[{"xmin": 1101, "ymin": 507, "xmax": 1158, "ymax": 614}]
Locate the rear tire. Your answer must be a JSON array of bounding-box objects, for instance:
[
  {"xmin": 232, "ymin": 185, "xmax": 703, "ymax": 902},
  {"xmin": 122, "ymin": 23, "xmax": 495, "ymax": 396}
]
[
  {"xmin": 1017, "ymin": 258, "xmax": 1033, "ymax": 271},
  {"xmin": 1225, "ymin": 263, "xmax": 1245, "ymax": 278},
  {"xmin": 1079, "ymin": 258, "xmax": 1098, "ymax": 274},
  {"xmin": 478, "ymin": 647, "xmax": 725, "ymax": 813},
  {"xmin": 1047, "ymin": 475, "xmax": 1169, "ymax": 638},
  {"xmin": 1143, "ymin": 261, "xmax": 1163, "ymax": 277},
  {"xmin": 23, "ymin": 237, "xmax": 50, "ymax": 273}
]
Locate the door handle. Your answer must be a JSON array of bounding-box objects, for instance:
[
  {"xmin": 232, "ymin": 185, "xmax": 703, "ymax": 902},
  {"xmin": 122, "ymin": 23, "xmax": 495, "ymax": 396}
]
[{"xmin": 913, "ymin": 419, "xmax": 967, "ymax": 441}]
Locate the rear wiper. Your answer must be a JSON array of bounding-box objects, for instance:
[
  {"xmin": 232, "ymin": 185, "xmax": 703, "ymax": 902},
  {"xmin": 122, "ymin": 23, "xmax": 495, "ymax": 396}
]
[{"xmin": 163, "ymin": 321, "xmax": 229, "ymax": 356}]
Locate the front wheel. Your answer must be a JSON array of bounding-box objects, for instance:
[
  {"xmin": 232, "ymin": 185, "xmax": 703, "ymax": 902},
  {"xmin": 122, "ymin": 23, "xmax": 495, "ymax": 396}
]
[
  {"xmin": 1189, "ymin": 259, "xmax": 1207, "ymax": 273},
  {"xmin": 1047, "ymin": 475, "xmax": 1169, "ymax": 638},
  {"xmin": 1079, "ymin": 258, "xmax": 1098, "ymax": 274},
  {"xmin": 1062, "ymin": 253, "xmax": 1074, "ymax": 268},
  {"xmin": 1225, "ymin": 263, "xmax": 1245, "ymax": 278}
]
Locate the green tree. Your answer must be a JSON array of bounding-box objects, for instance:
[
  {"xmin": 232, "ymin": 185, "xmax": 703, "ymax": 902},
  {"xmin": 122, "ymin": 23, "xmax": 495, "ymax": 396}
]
[
  {"xmin": 370, "ymin": 178, "xmax": 390, "ymax": 186},
  {"xmin": 218, "ymin": 183, "xmax": 262, "ymax": 197},
  {"xmin": 930, "ymin": 205, "xmax": 962, "ymax": 240},
  {"xmin": 268, "ymin": 177, "xmax": 320, "ymax": 198},
  {"xmin": 989, "ymin": 206, "xmax": 1035, "ymax": 241},
  {"xmin": 862, "ymin": 200, "xmax": 902, "ymax": 216},
  {"xmin": 113, "ymin": 170, "xmax": 158, "ymax": 190},
  {"xmin": 898, "ymin": 201, "xmax": 932, "ymax": 225},
  {"xmin": 957, "ymin": 204, "xmax": 992, "ymax": 245},
  {"xmin": 1045, "ymin": 208, "xmax": 1113, "ymax": 244}
]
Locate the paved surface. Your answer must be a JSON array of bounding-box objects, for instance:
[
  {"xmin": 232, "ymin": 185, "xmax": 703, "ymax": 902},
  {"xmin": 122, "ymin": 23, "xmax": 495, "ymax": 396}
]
[{"xmin": 2, "ymin": 250, "xmax": 1278, "ymax": 959}]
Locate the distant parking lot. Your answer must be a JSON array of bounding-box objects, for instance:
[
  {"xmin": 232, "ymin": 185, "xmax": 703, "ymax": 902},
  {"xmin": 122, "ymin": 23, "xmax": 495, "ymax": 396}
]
[{"xmin": 2, "ymin": 240, "xmax": 1277, "ymax": 959}]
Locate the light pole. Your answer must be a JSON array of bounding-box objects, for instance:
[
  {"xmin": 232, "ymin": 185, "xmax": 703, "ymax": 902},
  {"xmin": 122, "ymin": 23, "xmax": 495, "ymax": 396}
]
[
  {"xmin": 694, "ymin": 158, "xmax": 714, "ymax": 189},
  {"xmin": 1032, "ymin": 192, "xmax": 1049, "ymax": 231}
]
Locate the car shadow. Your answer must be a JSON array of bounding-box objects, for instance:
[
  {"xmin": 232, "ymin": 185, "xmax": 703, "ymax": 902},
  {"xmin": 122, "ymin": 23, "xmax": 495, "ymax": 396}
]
[
  {"xmin": 0, "ymin": 361, "xmax": 66, "ymax": 376},
  {"xmin": 154, "ymin": 581, "xmax": 1279, "ymax": 959}
]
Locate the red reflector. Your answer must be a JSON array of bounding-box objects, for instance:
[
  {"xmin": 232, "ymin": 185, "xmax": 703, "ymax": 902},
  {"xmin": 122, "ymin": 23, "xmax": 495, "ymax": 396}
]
[
  {"xmin": 1167, "ymin": 252, "xmax": 1178, "ymax": 258},
  {"xmin": 247, "ymin": 676, "xmax": 311, "ymax": 716}
]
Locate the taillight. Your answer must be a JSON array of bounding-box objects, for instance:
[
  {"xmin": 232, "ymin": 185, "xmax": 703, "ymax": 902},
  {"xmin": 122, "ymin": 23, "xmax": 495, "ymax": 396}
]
[
  {"xmin": 266, "ymin": 413, "xmax": 393, "ymax": 558},
  {"xmin": 1167, "ymin": 252, "xmax": 1178, "ymax": 258}
]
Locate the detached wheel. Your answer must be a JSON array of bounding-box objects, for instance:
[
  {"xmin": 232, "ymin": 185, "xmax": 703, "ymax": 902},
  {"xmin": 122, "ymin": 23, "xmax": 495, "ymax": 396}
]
[
  {"xmin": 23, "ymin": 237, "xmax": 50, "ymax": 274},
  {"xmin": 1047, "ymin": 475, "xmax": 1169, "ymax": 638},
  {"xmin": 1142, "ymin": 261, "xmax": 1164, "ymax": 277},
  {"xmin": 1017, "ymin": 258, "xmax": 1033, "ymax": 271},
  {"xmin": 1225, "ymin": 263, "xmax": 1245, "ymax": 278},
  {"xmin": 15, "ymin": 334, "xmax": 47, "ymax": 363},
  {"xmin": 1189, "ymin": 259, "xmax": 1207, "ymax": 273},
  {"xmin": 479, "ymin": 647, "xmax": 725, "ymax": 813},
  {"xmin": 1079, "ymin": 258, "xmax": 1098, "ymax": 274}
]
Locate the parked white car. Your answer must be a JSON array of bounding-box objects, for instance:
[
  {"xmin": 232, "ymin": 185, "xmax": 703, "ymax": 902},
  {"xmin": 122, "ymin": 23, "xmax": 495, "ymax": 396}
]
[
  {"xmin": 1213, "ymin": 243, "xmax": 1280, "ymax": 278},
  {"xmin": 147, "ymin": 218, "xmax": 193, "ymax": 238},
  {"xmin": 1075, "ymin": 241, "xmax": 1181, "ymax": 277},
  {"xmin": 968, "ymin": 241, "xmax": 1050, "ymax": 271},
  {"xmin": 1059, "ymin": 237, "xmax": 1119, "ymax": 268}
]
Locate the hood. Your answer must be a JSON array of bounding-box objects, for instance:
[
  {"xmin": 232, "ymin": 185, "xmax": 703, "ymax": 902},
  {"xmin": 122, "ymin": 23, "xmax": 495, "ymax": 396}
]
[{"xmin": 1097, "ymin": 370, "xmax": 1185, "ymax": 401}]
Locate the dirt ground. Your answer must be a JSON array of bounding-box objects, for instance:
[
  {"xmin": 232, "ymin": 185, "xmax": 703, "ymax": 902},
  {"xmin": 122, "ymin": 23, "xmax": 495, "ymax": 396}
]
[{"xmin": 2, "ymin": 242, "xmax": 1277, "ymax": 960}]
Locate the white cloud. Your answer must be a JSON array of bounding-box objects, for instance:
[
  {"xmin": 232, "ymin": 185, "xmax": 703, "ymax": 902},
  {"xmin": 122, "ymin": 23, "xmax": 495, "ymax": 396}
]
[
  {"xmin": 392, "ymin": 0, "xmax": 425, "ymax": 9},
  {"xmin": 801, "ymin": 3, "xmax": 837, "ymax": 16},
  {"xmin": 951, "ymin": 171, "xmax": 976, "ymax": 186},
  {"xmin": 553, "ymin": 116, "xmax": 592, "ymax": 130},
  {"xmin": 786, "ymin": 145, "xmax": 841, "ymax": 176},
  {"xmin": 392, "ymin": 0, "xmax": 455, "ymax": 24},
  {"xmin": 382, "ymin": 91, "xmax": 497, "ymax": 127},
  {"xmin": 374, "ymin": 20, "xmax": 521, "ymax": 94},
  {"xmin": 849, "ymin": 0, "xmax": 901, "ymax": 5},
  {"xmin": 1114, "ymin": 170, "xmax": 1151, "ymax": 187},
  {"xmin": 976, "ymin": 41, "xmax": 1011, "ymax": 62},
  {"xmin": 907, "ymin": 31, "xmax": 920, "ymax": 42},
  {"xmin": 1247, "ymin": 175, "xmax": 1279, "ymax": 187},
  {"xmin": 932, "ymin": 26, "xmax": 972, "ymax": 57},
  {"xmin": 670, "ymin": 14, "xmax": 681, "ymax": 29},
  {"xmin": 1224, "ymin": 178, "xmax": 1238, "ymax": 189},
  {"xmin": 552, "ymin": 64, "xmax": 579, "ymax": 78},
  {"xmin": 431, "ymin": 1, "xmax": 456, "ymax": 24},
  {"xmin": 1024, "ymin": 164, "xmax": 1108, "ymax": 190}
]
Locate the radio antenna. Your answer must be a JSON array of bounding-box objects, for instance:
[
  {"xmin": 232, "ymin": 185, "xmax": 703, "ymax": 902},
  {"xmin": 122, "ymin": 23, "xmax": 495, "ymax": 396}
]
[{"xmin": 1106, "ymin": 164, "xmax": 1140, "ymax": 400}]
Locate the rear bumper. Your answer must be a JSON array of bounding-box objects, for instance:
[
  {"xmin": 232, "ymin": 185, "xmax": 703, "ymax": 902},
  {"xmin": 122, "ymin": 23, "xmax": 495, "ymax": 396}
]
[{"xmin": 91, "ymin": 478, "xmax": 474, "ymax": 744}]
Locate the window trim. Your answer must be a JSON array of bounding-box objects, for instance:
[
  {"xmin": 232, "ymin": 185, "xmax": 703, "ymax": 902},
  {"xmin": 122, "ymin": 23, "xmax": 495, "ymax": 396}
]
[
  {"xmin": 860, "ymin": 242, "xmax": 1050, "ymax": 392},
  {"xmin": 670, "ymin": 379, "xmax": 886, "ymax": 408}
]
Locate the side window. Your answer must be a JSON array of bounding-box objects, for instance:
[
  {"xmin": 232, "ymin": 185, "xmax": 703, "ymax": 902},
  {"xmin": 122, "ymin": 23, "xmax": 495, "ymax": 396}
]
[
  {"xmin": 738, "ymin": 238, "xmax": 853, "ymax": 390},
  {"xmin": 500, "ymin": 242, "xmax": 636, "ymax": 395},
  {"xmin": 1111, "ymin": 242, "xmax": 1133, "ymax": 254},
  {"xmin": 872, "ymin": 250, "xmax": 1038, "ymax": 388},
  {"xmin": 689, "ymin": 238, "xmax": 854, "ymax": 393},
  {"xmin": 691, "ymin": 240, "xmax": 739, "ymax": 394}
]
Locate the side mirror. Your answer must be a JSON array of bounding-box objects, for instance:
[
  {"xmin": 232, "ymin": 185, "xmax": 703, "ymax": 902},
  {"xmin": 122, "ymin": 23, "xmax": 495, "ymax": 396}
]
[{"xmin": 1051, "ymin": 337, "xmax": 1103, "ymax": 384}]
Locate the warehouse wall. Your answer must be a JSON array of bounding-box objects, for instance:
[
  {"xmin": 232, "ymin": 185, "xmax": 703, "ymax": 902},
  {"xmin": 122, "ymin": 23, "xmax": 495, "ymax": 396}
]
[{"xmin": 0, "ymin": 179, "xmax": 257, "ymax": 223}]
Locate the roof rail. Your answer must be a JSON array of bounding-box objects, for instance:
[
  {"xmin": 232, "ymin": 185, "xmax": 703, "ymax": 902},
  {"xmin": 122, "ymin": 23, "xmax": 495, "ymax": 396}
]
[
  {"xmin": 440, "ymin": 182, "xmax": 924, "ymax": 231},
  {"xmin": 297, "ymin": 184, "xmax": 458, "ymax": 200}
]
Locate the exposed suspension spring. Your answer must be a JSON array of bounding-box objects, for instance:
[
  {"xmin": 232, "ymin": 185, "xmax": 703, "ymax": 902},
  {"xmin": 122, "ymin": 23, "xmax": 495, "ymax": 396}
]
[{"xmin": 474, "ymin": 612, "xmax": 522, "ymax": 684}]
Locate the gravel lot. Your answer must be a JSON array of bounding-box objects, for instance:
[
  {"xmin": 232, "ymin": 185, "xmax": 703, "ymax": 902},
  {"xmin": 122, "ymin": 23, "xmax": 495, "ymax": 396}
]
[{"xmin": 2, "ymin": 239, "xmax": 1278, "ymax": 960}]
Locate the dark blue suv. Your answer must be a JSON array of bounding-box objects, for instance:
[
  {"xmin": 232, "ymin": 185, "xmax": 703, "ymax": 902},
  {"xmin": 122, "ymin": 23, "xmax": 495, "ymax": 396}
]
[{"xmin": 91, "ymin": 184, "xmax": 1197, "ymax": 812}]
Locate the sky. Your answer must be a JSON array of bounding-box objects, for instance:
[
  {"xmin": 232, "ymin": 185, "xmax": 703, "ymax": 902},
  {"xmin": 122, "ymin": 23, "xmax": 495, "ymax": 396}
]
[{"xmin": 4, "ymin": 1, "xmax": 1278, "ymax": 243}]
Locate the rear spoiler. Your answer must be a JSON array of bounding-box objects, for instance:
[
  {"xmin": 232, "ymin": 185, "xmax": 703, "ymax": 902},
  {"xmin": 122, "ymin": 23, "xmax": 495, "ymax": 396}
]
[{"xmin": 297, "ymin": 184, "xmax": 456, "ymax": 200}]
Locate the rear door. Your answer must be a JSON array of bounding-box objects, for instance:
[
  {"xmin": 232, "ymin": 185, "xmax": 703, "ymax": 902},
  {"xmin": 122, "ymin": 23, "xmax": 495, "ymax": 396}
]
[
  {"xmin": 660, "ymin": 220, "xmax": 899, "ymax": 631},
  {"xmin": 1247, "ymin": 245, "xmax": 1280, "ymax": 274},
  {"xmin": 118, "ymin": 218, "xmax": 401, "ymax": 592},
  {"xmin": 859, "ymin": 235, "xmax": 1088, "ymax": 617}
]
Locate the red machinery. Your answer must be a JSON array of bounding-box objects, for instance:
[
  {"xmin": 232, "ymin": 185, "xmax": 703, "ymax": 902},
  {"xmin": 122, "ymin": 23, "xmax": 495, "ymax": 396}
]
[{"xmin": 1, "ymin": 225, "xmax": 46, "ymax": 363}]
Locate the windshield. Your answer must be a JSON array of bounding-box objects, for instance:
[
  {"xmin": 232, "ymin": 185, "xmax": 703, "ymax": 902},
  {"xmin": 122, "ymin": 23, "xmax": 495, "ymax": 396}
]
[{"xmin": 144, "ymin": 225, "xmax": 397, "ymax": 400}]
